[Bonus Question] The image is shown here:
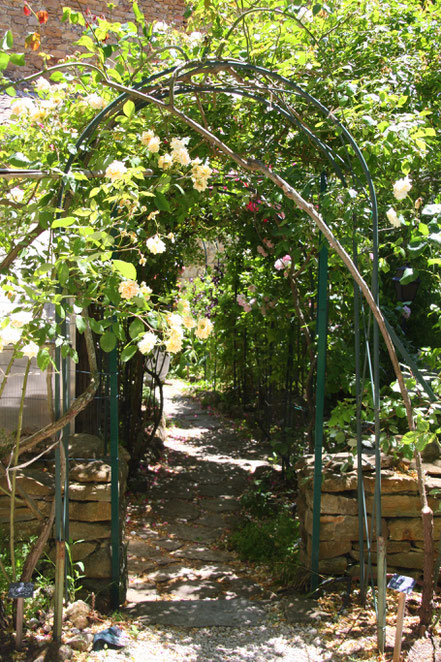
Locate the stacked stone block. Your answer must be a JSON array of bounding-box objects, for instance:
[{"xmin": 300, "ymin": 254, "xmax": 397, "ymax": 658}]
[
  {"xmin": 0, "ymin": 0, "xmax": 186, "ymax": 76},
  {"xmin": 0, "ymin": 433, "xmax": 129, "ymax": 606},
  {"xmin": 297, "ymin": 453, "xmax": 441, "ymax": 580}
]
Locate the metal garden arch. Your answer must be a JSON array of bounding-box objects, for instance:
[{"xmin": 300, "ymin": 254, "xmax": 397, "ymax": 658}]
[{"xmin": 2, "ymin": 54, "xmax": 431, "ymax": 651}]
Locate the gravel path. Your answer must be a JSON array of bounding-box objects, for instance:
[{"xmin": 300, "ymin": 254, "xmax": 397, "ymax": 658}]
[{"xmin": 79, "ymin": 380, "xmax": 329, "ymax": 661}]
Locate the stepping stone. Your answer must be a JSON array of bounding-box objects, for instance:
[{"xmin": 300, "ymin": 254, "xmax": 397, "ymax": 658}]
[
  {"xmin": 197, "ymin": 483, "xmax": 238, "ymax": 497},
  {"xmin": 161, "ymin": 580, "xmax": 224, "ymax": 600},
  {"xmin": 125, "ymin": 582, "xmax": 159, "ymax": 603},
  {"xmin": 149, "ymin": 564, "xmax": 198, "ymax": 583},
  {"xmin": 202, "ymin": 497, "xmax": 240, "ymax": 513},
  {"xmin": 155, "ymin": 539, "xmax": 183, "ymax": 552},
  {"xmin": 170, "ymin": 524, "xmax": 222, "ymax": 543},
  {"xmin": 154, "ymin": 500, "xmax": 200, "ymax": 522},
  {"xmin": 196, "ymin": 513, "xmax": 226, "ymax": 528},
  {"xmin": 171, "ymin": 544, "xmax": 231, "ymax": 562},
  {"xmin": 127, "ymin": 541, "xmax": 164, "ymax": 565},
  {"xmin": 127, "ymin": 598, "xmax": 268, "ymax": 627}
]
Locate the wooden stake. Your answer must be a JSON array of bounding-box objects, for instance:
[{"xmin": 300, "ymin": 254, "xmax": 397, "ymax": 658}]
[
  {"xmin": 393, "ymin": 591, "xmax": 407, "ymax": 662},
  {"xmin": 15, "ymin": 598, "xmax": 24, "ymax": 650},
  {"xmin": 53, "ymin": 541, "xmax": 65, "ymax": 642}
]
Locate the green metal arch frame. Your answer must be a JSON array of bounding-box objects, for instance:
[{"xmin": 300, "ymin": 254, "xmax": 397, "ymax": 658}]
[{"xmin": 53, "ymin": 57, "xmax": 383, "ymax": 630}]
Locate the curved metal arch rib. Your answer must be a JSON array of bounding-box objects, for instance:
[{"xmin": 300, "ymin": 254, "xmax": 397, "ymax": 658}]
[{"xmin": 56, "ymin": 58, "xmax": 381, "ymax": 612}]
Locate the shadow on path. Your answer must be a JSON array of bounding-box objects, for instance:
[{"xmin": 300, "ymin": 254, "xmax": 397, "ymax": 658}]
[{"xmin": 123, "ymin": 380, "xmax": 279, "ymax": 623}]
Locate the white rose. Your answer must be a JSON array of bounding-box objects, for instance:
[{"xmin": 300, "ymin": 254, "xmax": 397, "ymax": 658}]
[
  {"xmin": 146, "ymin": 136, "xmax": 161, "ymax": 153},
  {"xmin": 386, "ymin": 207, "xmax": 400, "ymax": 228},
  {"xmin": 105, "ymin": 160, "xmax": 127, "ymax": 182},
  {"xmin": 7, "ymin": 187, "xmax": 25, "ymax": 203},
  {"xmin": 158, "ymin": 153, "xmax": 173, "ymax": 170},
  {"xmin": 0, "ymin": 325, "xmax": 22, "ymax": 345},
  {"xmin": 138, "ymin": 331, "xmax": 157, "ymax": 355},
  {"xmin": 10, "ymin": 311, "xmax": 33, "ymax": 328},
  {"xmin": 34, "ymin": 77, "xmax": 51, "ymax": 92},
  {"xmin": 22, "ymin": 342, "xmax": 39, "ymax": 359},
  {"xmin": 85, "ymin": 93, "xmax": 107, "ymax": 110},
  {"xmin": 146, "ymin": 235, "xmax": 166, "ymax": 255},
  {"xmin": 393, "ymin": 175, "xmax": 412, "ymax": 201}
]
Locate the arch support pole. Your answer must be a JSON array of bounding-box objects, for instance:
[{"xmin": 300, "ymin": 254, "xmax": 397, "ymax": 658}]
[{"xmin": 310, "ymin": 228, "xmax": 328, "ymax": 591}]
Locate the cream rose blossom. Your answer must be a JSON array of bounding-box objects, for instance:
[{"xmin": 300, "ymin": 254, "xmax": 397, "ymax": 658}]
[
  {"xmin": 22, "ymin": 342, "xmax": 39, "ymax": 359},
  {"xmin": 85, "ymin": 93, "xmax": 107, "ymax": 110},
  {"xmin": 10, "ymin": 311, "xmax": 33, "ymax": 328},
  {"xmin": 34, "ymin": 77, "xmax": 51, "ymax": 92},
  {"xmin": 195, "ymin": 318, "xmax": 213, "ymax": 340},
  {"xmin": 105, "ymin": 161, "xmax": 127, "ymax": 182},
  {"xmin": 386, "ymin": 207, "xmax": 400, "ymax": 228},
  {"xmin": 7, "ymin": 187, "xmax": 25, "ymax": 203},
  {"xmin": 183, "ymin": 315, "xmax": 196, "ymax": 330},
  {"xmin": 158, "ymin": 153, "xmax": 173, "ymax": 170},
  {"xmin": 165, "ymin": 329, "xmax": 183, "ymax": 353},
  {"xmin": 118, "ymin": 280, "xmax": 140, "ymax": 300},
  {"xmin": 393, "ymin": 175, "xmax": 412, "ymax": 201},
  {"xmin": 140, "ymin": 282, "xmax": 152, "ymax": 299},
  {"xmin": 0, "ymin": 325, "xmax": 22, "ymax": 345},
  {"xmin": 138, "ymin": 331, "xmax": 157, "ymax": 354},
  {"xmin": 147, "ymin": 235, "xmax": 166, "ymax": 255}
]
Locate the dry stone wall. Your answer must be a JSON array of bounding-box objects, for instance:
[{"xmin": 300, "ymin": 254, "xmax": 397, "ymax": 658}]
[
  {"xmin": 0, "ymin": 0, "xmax": 186, "ymax": 77},
  {"xmin": 0, "ymin": 433, "xmax": 129, "ymax": 607},
  {"xmin": 297, "ymin": 453, "xmax": 441, "ymax": 581}
]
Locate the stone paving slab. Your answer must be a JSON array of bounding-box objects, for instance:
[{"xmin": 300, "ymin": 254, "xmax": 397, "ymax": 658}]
[
  {"xmin": 171, "ymin": 543, "xmax": 231, "ymax": 562},
  {"xmin": 127, "ymin": 598, "xmax": 268, "ymax": 627}
]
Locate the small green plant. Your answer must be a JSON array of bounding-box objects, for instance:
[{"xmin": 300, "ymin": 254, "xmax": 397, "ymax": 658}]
[
  {"xmin": 65, "ymin": 540, "xmax": 85, "ymax": 603},
  {"xmin": 230, "ymin": 508, "xmax": 300, "ymax": 583},
  {"xmin": 39, "ymin": 539, "xmax": 85, "ymax": 604},
  {"xmin": 229, "ymin": 474, "xmax": 299, "ymax": 585}
]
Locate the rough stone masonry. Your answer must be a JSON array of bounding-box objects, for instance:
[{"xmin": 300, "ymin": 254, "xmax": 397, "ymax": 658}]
[
  {"xmin": 0, "ymin": 0, "xmax": 186, "ymax": 77},
  {"xmin": 297, "ymin": 452, "xmax": 441, "ymax": 581}
]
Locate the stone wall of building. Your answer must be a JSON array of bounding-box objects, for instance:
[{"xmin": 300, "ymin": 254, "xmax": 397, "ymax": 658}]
[
  {"xmin": 297, "ymin": 453, "xmax": 441, "ymax": 581},
  {"xmin": 0, "ymin": 433, "xmax": 129, "ymax": 607},
  {"xmin": 0, "ymin": 0, "xmax": 186, "ymax": 77}
]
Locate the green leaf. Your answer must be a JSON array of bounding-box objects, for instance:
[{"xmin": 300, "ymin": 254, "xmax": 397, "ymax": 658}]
[
  {"xmin": 113, "ymin": 259, "xmax": 137, "ymax": 280},
  {"xmin": 121, "ymin": 344, "xmax": 138, "ymax": 362},
  {"xmin": 2, "ymin": 30, "xmax": 13, "ymax": 50},
  {"xmin": 37, "ymin": 348, "xmax": 53, "ymax": 371},
  {"xmin": 112, "ymin": 322, "xmax": 125, "ymax": 341},
  {"xmin": 75, "ymin": 316, "xmax": 88, "ymax": 334},
  {"xmin": 50, "ymin": 71, "xmax": 64, "ymax": 82},
  {"xmin": 52, "ymin": 216, "xmax": 76, "ymax": 229},
  {"xmin": 100, "ymin": 331, "xmax": 117, "ymax": 352},
  {"xmin": 132, "ymin": 2, "xmax": 145, "ymax": 24},
  {"xmin": 400, "ymin": 267, "xmax": 418, "ymax": 285},
  {"xmin": 5, "ymin": 86, "xmax": 15, "ymax": 96},
  {"xmin": 107, "ymin": 68, "xmax": 123, "ymax": 83},
  {"xmin": 35, "ymin": 262, "xmax": 53, "ymax": 277},
  {"xmin": 10, "ymin": 52, "xmax": 25, "ymax": 66},
  {"xmin": 154, "ymin": 191, "xmax": 170, "ymax": 212},
  {"xmin": 58, "ymin": 263, "xmax": 69, "ymax": 288},
  {"xmin": 76, "ymin": 35, "xmax": 96, "ymax": 52},
  {"xmin": 9, "ymin": 152, "xmax": 31, "ymax": 167},
  {"xmin": 89, "ymin": 319, "xmax": 105, "ymax": 334},
  {"xmin": 123, "ymin": 99, "xmax": 135, "ymax": 118},
  {"xmin": 129, "ymin": 318, "xmax": 144, "ymax": 339},
  {"xmin": 0, "ymin": 51, "xmax": 10, "ymax": 70}
]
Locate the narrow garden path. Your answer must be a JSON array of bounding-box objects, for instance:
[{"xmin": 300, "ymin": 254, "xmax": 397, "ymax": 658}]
[{"xmin": 109, "ymin": 380, "xmax": 328, "ymax": 661}]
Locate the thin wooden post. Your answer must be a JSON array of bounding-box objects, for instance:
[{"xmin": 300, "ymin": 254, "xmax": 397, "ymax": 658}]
[
  {"xmin": 15, "ymin": 598, "xmax": 24, "ymax": 650},
  {"xmin": 393, "ymin": 592, "xmax": 407, "ymax": 662}
]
